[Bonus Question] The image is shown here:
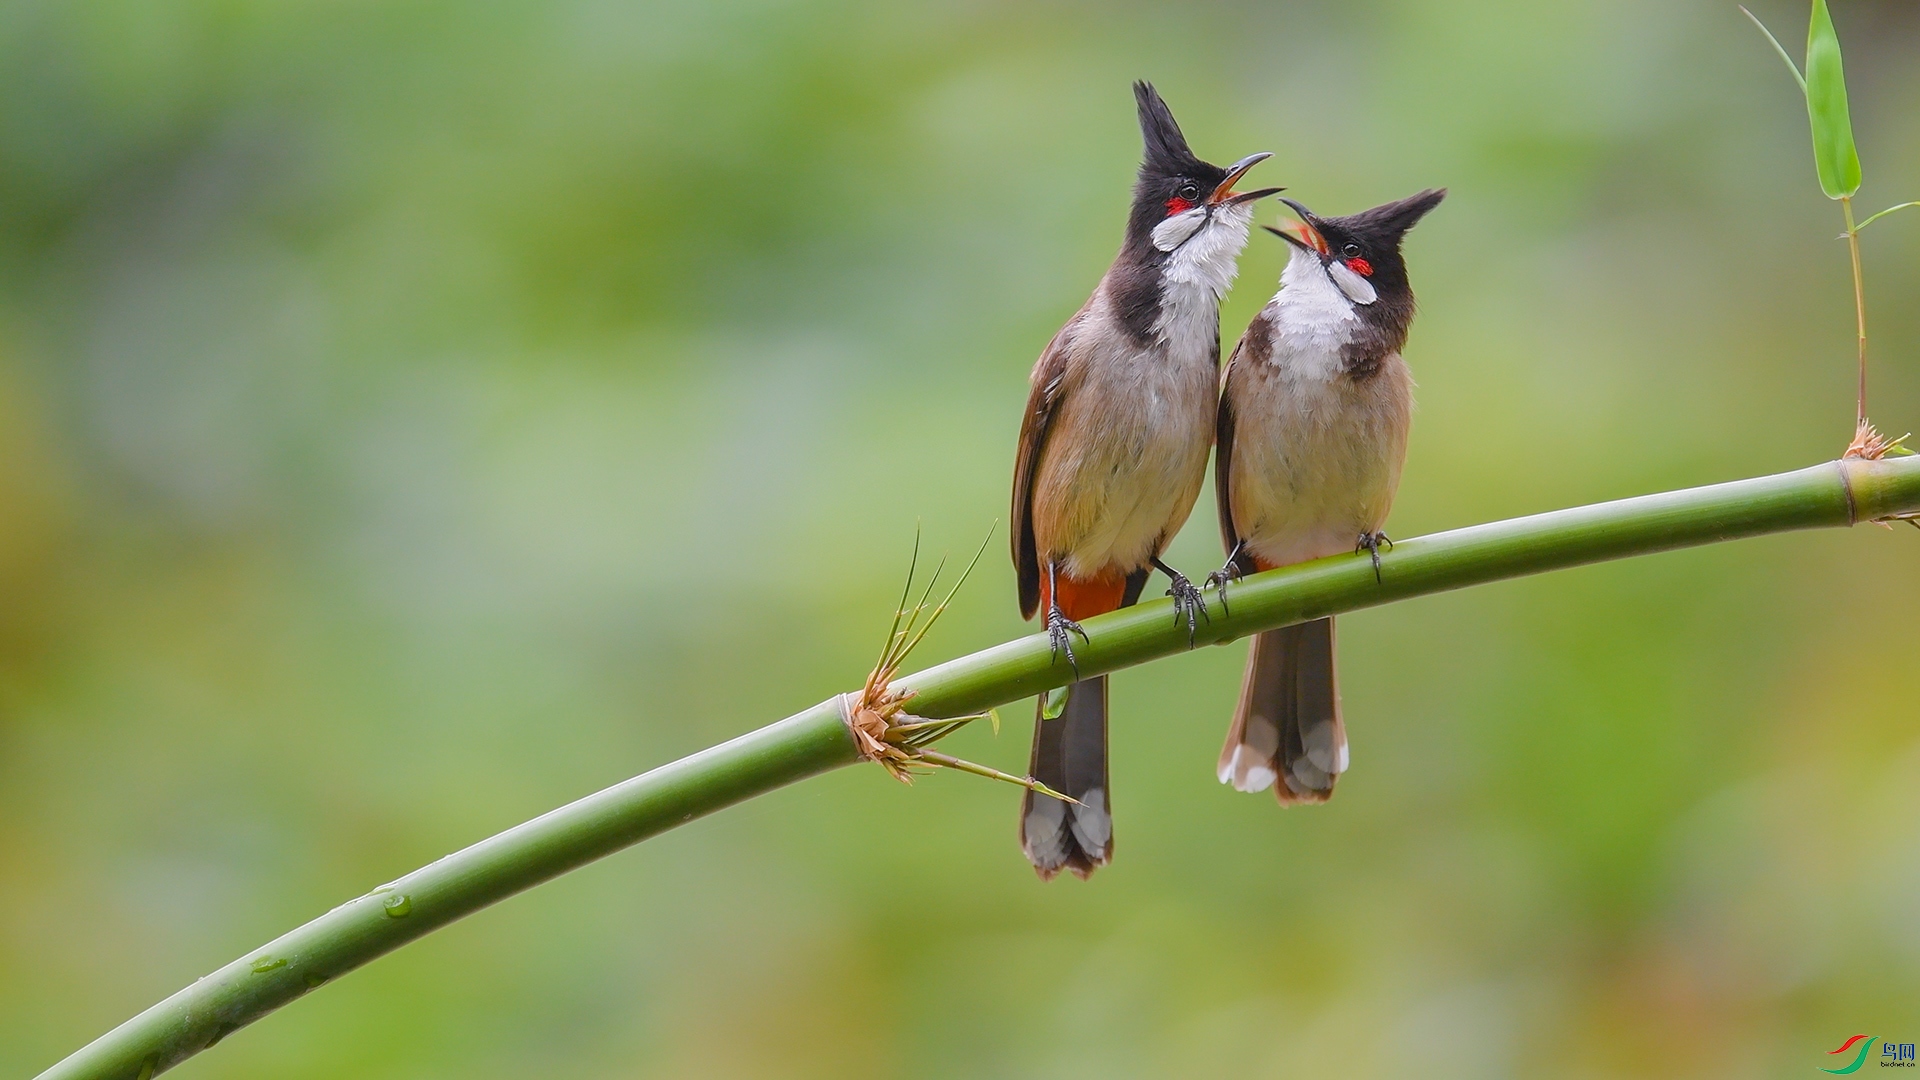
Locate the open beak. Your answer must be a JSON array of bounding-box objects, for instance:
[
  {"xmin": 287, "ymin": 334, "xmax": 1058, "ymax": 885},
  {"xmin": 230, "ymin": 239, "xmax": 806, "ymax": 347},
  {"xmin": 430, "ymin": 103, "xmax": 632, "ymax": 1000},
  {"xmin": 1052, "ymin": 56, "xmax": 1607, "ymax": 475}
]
[
  {"xmin": 1270, "ymin": 201, "xmax": 1378, "ymax": 305},
  {"xmin": 1274, "ymin": 197, "xmax": 1331, "ymax": 256},
  {"xmin": 1210, "ymin": 152, "xmax": 1283, "ymax": 207},
  {"xmin": 1262, "ymin": 224, "xmax": 1320, "ymax": 255}
]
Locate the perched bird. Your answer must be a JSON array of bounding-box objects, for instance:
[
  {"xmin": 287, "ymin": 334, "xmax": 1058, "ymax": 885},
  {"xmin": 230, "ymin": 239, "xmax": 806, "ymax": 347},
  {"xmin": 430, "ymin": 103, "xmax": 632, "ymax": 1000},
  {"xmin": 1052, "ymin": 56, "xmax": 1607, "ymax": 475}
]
[
  {"xmin": 1011, "ymin": 81, "xmax": 1279, "ymax": 878},
  {"xmin": 1213, "ymin": 189, "xmax": 1445, "ymax": 803}
]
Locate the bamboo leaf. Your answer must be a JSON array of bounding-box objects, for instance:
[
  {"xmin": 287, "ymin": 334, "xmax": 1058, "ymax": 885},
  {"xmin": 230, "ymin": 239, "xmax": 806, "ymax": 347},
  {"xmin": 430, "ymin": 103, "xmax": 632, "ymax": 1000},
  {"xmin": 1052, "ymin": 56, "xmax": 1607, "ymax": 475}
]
[
  {"xmin": 1855, "ymin": 201, "xmax": 1920, "ymax": 231},
  {"xmin": 1805, "ymin": 0, "xmax": 1861, "ymax": 199},
  {"xmin": 1041, "ymin": 685, "xmax": 1069, "ymax": 720},
  {"xmin": 1740, "ymin": 6, "xmax": 1805, "ymax": 91}
]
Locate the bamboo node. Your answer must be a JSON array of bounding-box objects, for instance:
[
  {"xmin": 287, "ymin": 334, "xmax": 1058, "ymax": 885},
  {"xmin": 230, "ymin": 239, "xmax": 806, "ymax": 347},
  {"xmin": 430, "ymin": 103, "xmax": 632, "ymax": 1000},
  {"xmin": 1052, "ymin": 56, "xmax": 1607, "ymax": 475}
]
[
  {"xmin": 839, "ymin": 684, "xmax": 925, "ymax": 784},
  {"xmin": 1840, "ymin": 423, "xmax": 1920, "ymax": 527}
]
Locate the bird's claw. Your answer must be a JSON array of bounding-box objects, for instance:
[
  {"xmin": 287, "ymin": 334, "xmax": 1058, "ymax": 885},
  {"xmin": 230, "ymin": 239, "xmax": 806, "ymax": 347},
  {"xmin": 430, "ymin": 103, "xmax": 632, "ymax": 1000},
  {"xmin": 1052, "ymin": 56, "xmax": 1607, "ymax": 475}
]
[
  {"xmin": 1357, "ymin": 532, "xmax": 1393, "ymax": 584},
  {"xmin": 1207, "ymin": 540, "xmax": 1249, "ymax": 614},
  {"xmin": 1046, "ymin": 605, "xmax": 1090, "ymax": 677},
  {"xmin": 1205, "ymin": 563, "xmax": 1243, "ymax": 615},
  {"xmin": 1164, "ymin": 571, "xmax": 1209, "ymax": 646}
]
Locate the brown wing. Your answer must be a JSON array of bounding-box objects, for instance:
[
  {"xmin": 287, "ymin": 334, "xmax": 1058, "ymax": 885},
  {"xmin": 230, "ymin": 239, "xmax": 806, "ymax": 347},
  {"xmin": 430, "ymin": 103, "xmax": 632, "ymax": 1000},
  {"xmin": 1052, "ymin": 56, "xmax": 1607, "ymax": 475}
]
[
  {"xmin": 1215, "ymin": 310, "xmax": 1271, "ymax": 572},
  {"xmin": 1012, "ymin": 310, "xmax": 1085, "ymax": 620},
  {"xmin": 1213, "ymin": 345, "xmax": 1244, "ymax": 564},
  {"xmin": 1214, "ymin": 343, "xmax": 1241, "ymax": 563}
]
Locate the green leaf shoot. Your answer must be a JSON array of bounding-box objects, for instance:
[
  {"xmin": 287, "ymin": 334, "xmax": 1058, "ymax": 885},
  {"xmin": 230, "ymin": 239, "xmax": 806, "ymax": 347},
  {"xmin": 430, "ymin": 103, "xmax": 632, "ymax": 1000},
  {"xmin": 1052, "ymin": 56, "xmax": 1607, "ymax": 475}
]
[
  {"xmin": 1854, "ymin": 201, "xmax": 1920, "ymax": 232},
  {"xmin": 1805, "ymin": 0, "xmax": 1861, "ymax": 199},
  {"xmin": 1740, "ymin": 6, "xmax": 1805, "ymax": 90}
]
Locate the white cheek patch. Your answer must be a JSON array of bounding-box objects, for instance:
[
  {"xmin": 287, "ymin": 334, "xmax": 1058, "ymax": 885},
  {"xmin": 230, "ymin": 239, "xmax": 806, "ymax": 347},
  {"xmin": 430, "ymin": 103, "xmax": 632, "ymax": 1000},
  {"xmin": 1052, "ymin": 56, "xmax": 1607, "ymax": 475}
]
[
  {"xmin": 1151, "ymin": 208, "xmax": 1206, "ymax": 252},
  {"xmin": 1326, "ymin": 260, "xmax": 1378, "ymax": 305}
]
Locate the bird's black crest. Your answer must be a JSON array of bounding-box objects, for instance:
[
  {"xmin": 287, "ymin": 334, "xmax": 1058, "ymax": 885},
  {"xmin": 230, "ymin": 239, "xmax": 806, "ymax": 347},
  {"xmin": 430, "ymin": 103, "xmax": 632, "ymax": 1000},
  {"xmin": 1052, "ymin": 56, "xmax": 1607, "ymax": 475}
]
[
  {"xmin": 1303, "ymin": 188, "xmax": 1447, "ymax": 375},
  {"xmin": 1133, "ymin": 81, "xmax": 1205, "ymax": 179},
  {"xmin": 1338, "ymin": 188, "xmax": 1447, "ymax": 241}
]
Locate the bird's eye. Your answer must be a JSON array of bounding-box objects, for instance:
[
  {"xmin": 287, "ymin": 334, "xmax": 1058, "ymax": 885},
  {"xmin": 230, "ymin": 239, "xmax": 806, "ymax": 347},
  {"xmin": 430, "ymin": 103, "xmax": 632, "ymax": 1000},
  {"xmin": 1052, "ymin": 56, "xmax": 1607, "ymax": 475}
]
[
  {"xmin": 1178, "ymin": 182, "xmax": 1201, "ymax": 201},
  {"xmin": 1341, "ymin": 242, "xmax": 1362, "ymax": 258}
]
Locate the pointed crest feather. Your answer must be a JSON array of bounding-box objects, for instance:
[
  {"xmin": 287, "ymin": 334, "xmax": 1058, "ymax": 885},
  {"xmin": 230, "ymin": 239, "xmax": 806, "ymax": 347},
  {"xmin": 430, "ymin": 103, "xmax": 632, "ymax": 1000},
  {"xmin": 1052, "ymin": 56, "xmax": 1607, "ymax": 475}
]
[
  {"xmin": 1133, "ymin": 80, "xmax": 1201, "ymax": 176},
  {"xmin": 1335, "ymin": 188, "xmax": 1447, "ymax": 239}
]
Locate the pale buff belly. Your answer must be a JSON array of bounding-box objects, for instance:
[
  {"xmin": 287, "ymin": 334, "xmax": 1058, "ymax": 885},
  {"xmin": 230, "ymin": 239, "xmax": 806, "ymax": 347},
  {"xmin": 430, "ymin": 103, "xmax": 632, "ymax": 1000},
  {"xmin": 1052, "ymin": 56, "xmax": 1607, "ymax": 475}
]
[
  {"xmin": 1229, "ymin": 357, "xmax": 1413, "ymax": 569},
  {"xmin": 1031, "ymin": 355, "xmax": 1215, "ymax": 579}
]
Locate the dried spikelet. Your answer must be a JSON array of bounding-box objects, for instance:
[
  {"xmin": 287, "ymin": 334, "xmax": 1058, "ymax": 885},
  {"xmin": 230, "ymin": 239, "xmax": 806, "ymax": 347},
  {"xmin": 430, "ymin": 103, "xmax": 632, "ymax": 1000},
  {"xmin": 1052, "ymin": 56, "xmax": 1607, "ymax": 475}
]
[
  {"xmin": 841, "ymin": 527, "xmax": 1075, "ymax": 804},
  {"xmin": 1844, "ymin": 419, "xmax": 1909, "ymax": 460},
  {"xmin": 841, "ymin": 673, "xmax": 926, "ymax": 785}
]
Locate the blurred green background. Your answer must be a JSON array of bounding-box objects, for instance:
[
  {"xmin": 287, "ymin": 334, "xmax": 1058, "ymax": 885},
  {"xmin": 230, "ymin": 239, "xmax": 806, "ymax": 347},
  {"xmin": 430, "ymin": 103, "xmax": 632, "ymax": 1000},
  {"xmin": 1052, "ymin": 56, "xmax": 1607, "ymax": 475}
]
[{"xmin": 4, "ymin": 1, "xmax": 1919, "ymax": 1077}]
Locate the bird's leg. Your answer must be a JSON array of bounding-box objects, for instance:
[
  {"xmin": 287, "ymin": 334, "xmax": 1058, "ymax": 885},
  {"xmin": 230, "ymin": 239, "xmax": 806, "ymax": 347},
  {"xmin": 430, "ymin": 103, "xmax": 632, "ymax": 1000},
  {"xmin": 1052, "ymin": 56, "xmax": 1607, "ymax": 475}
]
[
  {"xmin": 1153, "ymin": 557, "xmax": 1208, "ymax": 646},
  {"xmin": 1205, "ymin": 540, "xmax": 1248, "ymax": 615},
  {"xmin": 1357, "ymin": 532, "xmax": 1394, "ymax": 584},
  {"xmin": 1045, "ymin": 562, "xmax": 1090, "ymax": 677}
]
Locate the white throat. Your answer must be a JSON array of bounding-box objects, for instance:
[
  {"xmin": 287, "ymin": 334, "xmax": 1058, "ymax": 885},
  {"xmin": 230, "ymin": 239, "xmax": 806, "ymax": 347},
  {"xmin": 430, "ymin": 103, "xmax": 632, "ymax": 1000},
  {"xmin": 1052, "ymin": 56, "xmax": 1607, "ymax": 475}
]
[
  {"xmin": 1268, "ymin": 245, "xmax": 1364, "ymax": 379},
  {"xmin": 1148, "ymin": 200, "xmax": 1254, "ymax": 358}
]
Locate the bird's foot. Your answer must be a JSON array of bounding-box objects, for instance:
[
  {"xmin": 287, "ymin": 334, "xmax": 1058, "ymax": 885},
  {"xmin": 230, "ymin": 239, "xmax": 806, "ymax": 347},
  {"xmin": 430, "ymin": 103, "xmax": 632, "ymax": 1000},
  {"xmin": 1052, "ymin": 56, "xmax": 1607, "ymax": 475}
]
[
  {"xmin": 1046, "ymin": 604, "xmax": 1090, "ymax": 677},
  {"xmin": 1164, "ymin": 571, "xmax": 1209, "ymax": 646},
  {"xmin": 1357, "ymin": 532, "xmax": 1393, "ymax": 584},
  {"xmin": 1205, "ymin": 542, "xmax": 1247, "ymax": 614}
]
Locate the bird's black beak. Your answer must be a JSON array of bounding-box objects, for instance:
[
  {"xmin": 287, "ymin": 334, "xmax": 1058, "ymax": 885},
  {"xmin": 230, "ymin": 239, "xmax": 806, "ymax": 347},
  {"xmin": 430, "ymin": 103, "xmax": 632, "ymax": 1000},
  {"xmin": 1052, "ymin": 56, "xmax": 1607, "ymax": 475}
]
[
  {"xmin": 1210, "ymin": 152, "xmax": 1283, "ymax": 207},
  {"xmin": 1273, "ymin": 197, "xmax": 1331, "ymax": 257},
  {"xmin": 1261, "ymin": 224, "xmax": 1320, "ymax": 255}
]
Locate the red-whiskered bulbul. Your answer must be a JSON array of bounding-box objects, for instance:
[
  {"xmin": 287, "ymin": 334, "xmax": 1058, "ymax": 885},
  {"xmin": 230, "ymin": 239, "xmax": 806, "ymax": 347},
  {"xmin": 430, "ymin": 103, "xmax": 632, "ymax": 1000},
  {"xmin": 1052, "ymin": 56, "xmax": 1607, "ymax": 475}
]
[
  {"xmin": 1213, "ymin": 188, "xmax": 1445, "ymax": 803},
  {"xmin": 1011, "ymin": 82, "xmax": 1280, "ymax": 878}
]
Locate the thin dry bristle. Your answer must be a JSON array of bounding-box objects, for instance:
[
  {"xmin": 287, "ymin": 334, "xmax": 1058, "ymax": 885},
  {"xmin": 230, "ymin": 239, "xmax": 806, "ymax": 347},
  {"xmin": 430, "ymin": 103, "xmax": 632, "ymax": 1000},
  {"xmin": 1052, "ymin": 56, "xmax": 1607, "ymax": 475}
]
[
  {"xmin": 913, "ymin": 749, "xmax": 1079, "ymax": 804},
  {"xmin": 849, "ymin": 523, "xmax": 1021, "ymax": 795},
  {"xmin": 880, "ymin": 526, "xmax": 923, "ymax": 668},
  {"xmin": 899, "ymin": 553, "xmax": 950, "ymax": 655},
  {"xmin": 898, "ymin": 526, "xmax": 996, "ymax": 664}
]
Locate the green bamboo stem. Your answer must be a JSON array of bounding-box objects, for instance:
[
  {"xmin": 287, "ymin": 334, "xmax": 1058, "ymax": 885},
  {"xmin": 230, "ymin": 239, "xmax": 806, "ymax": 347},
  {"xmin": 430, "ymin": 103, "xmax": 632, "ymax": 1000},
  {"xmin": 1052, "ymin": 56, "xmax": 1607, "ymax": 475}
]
[
  {"xmin": 36, "ymin": 456, "xmax": 1920, "ymax": 1080},
  {"xmin": 1842, "ymin": 194, "xmax": 1869, "ymax": 427}
]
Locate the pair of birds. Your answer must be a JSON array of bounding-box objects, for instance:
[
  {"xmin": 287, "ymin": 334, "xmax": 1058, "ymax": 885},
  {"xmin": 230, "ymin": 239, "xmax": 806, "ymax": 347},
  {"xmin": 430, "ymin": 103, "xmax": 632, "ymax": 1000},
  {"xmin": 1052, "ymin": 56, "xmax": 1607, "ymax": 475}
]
[{"xmin": 1010, "ymin": 82, "xmax": 1444, "ymax": 879}]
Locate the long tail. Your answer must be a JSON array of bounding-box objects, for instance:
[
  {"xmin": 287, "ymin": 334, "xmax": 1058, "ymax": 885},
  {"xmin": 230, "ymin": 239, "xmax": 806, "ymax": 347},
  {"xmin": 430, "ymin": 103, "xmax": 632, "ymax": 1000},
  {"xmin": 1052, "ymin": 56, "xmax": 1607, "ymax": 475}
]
[
  {"xmin": 1217, "ymin": 616, "xmax": 1347, "ymax": 803},
  {"xmin": 1021, "ymin": 676, "xmax": 1111, "ymax": 879}
]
